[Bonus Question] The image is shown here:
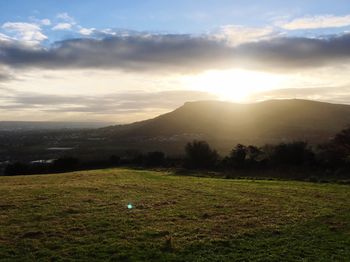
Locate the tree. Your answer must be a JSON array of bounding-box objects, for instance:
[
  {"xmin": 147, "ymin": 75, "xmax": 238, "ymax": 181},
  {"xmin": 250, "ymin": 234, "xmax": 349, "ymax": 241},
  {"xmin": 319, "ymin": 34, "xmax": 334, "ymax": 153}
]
[
  {"xmin": 227, "ymin": 144, "xmax": 247, "ymax": 168},
  {"xmin": 246, "ymin": 145, "xmax": 262, "ymax": 162},
  {"xmin": 269, "ymin": 141, "xmax": 314, "ymax": 166},
  {"xmin": 184, "ymin": 140, "xmax": 219, "ymax": 169},
  {"xmin": 318, "ymin": 127, "xmax": 350, "ymax": 166},
  {"xmin": 333, "ymin": 127, "xmax": 350, "ymax": 153}
]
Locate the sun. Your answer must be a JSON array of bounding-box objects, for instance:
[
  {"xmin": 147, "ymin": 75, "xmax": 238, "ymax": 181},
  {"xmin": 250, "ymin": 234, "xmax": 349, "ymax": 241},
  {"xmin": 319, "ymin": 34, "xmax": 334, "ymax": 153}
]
[{"xmin": 182, "ymin": 69, "xmax": 286, "ymax": 102}]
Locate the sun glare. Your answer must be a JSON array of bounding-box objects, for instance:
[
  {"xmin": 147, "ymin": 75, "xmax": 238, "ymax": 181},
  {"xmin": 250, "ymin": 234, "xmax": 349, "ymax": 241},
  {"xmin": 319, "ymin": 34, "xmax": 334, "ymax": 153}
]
[{"xmin": 183, "ymin": 69, "xmax": 286, "ymax": 102}]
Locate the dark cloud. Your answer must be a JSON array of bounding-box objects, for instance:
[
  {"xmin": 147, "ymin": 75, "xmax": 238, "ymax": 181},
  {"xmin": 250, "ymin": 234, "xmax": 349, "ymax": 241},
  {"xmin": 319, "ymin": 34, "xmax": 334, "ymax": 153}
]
[
  {"xmin": 236, "ymin": 34, "xmax": 350, "ymax": 71},
  {"xmin": 0, "ymin": 35, "xmax": 233, "ymax": 72},
  {"xmin": 1, "ymin": 33, "xmax": 350, "ymax": 75},
  {"xmin": 0, "ymin": 90, "xmax": 217, "ymax": 114}
]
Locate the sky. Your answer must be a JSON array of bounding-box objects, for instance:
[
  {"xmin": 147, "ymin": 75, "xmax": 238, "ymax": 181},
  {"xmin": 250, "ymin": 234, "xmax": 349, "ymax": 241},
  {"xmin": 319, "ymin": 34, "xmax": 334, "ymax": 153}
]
[{"xmin": 1, "ymin": 1, "xmax": 350, "ymax": 123}]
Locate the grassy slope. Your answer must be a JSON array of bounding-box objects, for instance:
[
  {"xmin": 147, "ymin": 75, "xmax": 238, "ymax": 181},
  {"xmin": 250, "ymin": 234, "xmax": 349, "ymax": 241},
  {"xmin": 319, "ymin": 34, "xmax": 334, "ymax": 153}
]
[{"xmin": 0, "ymin": 169, "xmax": 349, "ymax": 261}]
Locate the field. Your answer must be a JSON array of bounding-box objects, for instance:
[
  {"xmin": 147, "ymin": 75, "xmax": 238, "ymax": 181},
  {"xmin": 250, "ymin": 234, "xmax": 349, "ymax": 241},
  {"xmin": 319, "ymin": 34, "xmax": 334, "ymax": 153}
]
[{"xmin": 0, "ymin": 169, "xmax": 350, "ymax": 261}]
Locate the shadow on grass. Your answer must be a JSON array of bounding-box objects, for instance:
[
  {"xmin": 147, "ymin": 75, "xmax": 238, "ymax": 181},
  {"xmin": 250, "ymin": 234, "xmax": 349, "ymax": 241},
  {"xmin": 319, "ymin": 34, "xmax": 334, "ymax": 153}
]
[{"xmin": 169, "ymin": 168, "xmax": 350, "ymax": 185}]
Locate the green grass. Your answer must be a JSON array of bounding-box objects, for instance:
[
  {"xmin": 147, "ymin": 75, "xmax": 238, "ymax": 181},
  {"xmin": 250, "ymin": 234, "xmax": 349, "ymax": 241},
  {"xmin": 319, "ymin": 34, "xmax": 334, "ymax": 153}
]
[{"xmin": 0, "ymin": 168, "xmax": 349, "ymax": 261}]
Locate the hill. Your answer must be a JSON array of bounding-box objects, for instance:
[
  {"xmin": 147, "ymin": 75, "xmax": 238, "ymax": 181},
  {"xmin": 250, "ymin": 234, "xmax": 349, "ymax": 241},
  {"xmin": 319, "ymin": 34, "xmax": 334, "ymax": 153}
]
[
  {"xmin": 0, "ymin": 168, "xmax": 349, "ymax": 261},
  {"xmin": 99, "ymin": 99, "xmax": 350, "ymax": 153}
]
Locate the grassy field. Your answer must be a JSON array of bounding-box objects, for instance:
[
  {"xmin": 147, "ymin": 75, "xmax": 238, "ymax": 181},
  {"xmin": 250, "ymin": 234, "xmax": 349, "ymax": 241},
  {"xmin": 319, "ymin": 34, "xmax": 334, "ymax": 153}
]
[{"xmin": 0, "ymin": 169, "xmax": 350, "ymax": 261}]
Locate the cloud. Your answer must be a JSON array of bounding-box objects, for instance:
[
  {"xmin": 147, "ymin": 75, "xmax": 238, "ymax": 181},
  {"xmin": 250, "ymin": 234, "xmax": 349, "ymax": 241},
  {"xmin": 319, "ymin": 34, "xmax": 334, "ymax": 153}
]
[
  {"xmin": 98, "ymin": 28, "xmax": 118, "ymax": 36},
  {"xmin": 0, "ymin": 32, "xmax": 12, "ymax": 42},
  {"xmin": 0, "ymin": 90, "xmax": 217, "ymax": 120},
  {"xmin": 0, "ymin": 73, "xmax": 11, "ymax": 81},
  {"xmin": 52, "ymin": 23, "xmax": 73, "ymax": 31},
  {"xmin": 1, "ymin": 32, "xmax": 350, "ymax": 74},
  {"xmin": 52, "ymin": 12, "xmax": 76, "ymax": 31},
  {"xmin": 40, "ymin": 19, "xmax": 51, "ymax": 26},
  {"xmin": 57, "ymin": 12, "xmax": 75, "ymax": 24},
  {"xmin": 214, "ymin": 25, "xmax": 278, "ymax": 46},
  {"xmin": 1, "ymin": 22, "xmax": 47, "ymax": 45},
  {"xmin": 236, "ymin": 34, "xmax": 350, "ymax": 71},
  {"xmin": 79, "ymin": 27, "xmax": 95, "ymax": 36},
  {"xmin": 0, "ymin": 34, "xmax": 235, "ymax": 72},
  {"xmin": 278, "ymin": 14, "xmax": 350, "ymax": 30}
]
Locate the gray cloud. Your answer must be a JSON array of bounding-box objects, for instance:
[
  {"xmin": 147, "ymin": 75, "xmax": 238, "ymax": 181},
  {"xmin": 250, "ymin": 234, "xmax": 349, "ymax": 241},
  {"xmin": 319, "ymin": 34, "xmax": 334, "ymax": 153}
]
[
  {"xmin": 0, "ymin": 73, "xmax": 10, "ymax": 81},
  {"xmin": 236, "ymin": 34, "xmax": 350, "ymax": 70},
  {"xmin": 1, "ymin": 33, "xmax": 350, "ymax": 75},
  {"xmin": 0, "ymin": 35, "xmax": 233, "ymax": 72},
  {"xmin": 0, "ymin": 90, "xmax": 217, "ymax": 114},
  {"xmin": 0, "ymin": 66, "xmax": 14, "ymax": 82}
]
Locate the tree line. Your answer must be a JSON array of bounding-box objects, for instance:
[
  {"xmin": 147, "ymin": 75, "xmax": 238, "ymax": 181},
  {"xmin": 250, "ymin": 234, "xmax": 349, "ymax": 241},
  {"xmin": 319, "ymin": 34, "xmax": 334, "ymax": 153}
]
[{"xmin": 3, "ymin": 127, "xmax": 350, "ymax": 180}]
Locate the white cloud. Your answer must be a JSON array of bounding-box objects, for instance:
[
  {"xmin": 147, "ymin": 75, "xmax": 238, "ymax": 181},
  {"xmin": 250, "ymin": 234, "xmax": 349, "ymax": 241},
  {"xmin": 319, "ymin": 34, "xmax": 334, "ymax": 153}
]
[
  {"xmin": 57, "ymin": 12, "xmax": 75, "ymax": 24},
  {"xmin": 214, "ymin": 25, "xmax": 278, "ymax": 46},
  {"xmin": 1, "ymin": 22, "xmax": 47, "ymax": 45},
  {"xmin": 79, "ymin": 27, "xmax": 95, "ymax": 36},
  {"xmin": 0, "ymin": 32, "xmax": 12, "ymax": 42},
  {"xmin": 100, "ymin": 28, "xmax": 117, "ymax": 36},
  {"xmin": 40, "ymin": 19, "xmax": 51, "ymax": 26},
  {"xmin": 52, "ymin": 23, "xmax": 73, "ymax": 31},
  {"xmin": 53, "ymin": 13, "xmax": 76, "ymax": 31},
  {"xmin": 278, "ymin": 14, "xmax": 350, "ymax": 30}
]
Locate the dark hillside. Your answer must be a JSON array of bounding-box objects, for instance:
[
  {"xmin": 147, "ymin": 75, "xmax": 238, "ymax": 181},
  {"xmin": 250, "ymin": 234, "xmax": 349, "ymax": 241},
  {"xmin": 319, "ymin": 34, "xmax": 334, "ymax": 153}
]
[{"xmin": 99, "ymin": 99, "xmax": 350, "ymax": 152}]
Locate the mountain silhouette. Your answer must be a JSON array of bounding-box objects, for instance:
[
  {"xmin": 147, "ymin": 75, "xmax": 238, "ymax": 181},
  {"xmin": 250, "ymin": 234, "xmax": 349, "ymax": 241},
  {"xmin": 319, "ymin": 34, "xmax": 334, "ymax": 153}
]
[{"xmin": 99, "ymin": 99, "xmax": 350, "ymax": 153}]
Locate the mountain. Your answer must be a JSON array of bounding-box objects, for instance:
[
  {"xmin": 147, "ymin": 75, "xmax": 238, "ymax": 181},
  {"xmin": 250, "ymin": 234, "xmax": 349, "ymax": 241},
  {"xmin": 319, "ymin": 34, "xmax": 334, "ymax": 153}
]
[{"xmin": 98, "ymin": 99, "xmax": 350, "ymax": 153}]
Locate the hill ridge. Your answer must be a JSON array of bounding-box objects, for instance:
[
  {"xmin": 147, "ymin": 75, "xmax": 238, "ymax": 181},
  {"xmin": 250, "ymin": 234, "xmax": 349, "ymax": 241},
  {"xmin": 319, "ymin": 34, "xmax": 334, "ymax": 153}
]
[{"xmin": 99, "ymin": 99, "xmax": 350, "ymax": 152}]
